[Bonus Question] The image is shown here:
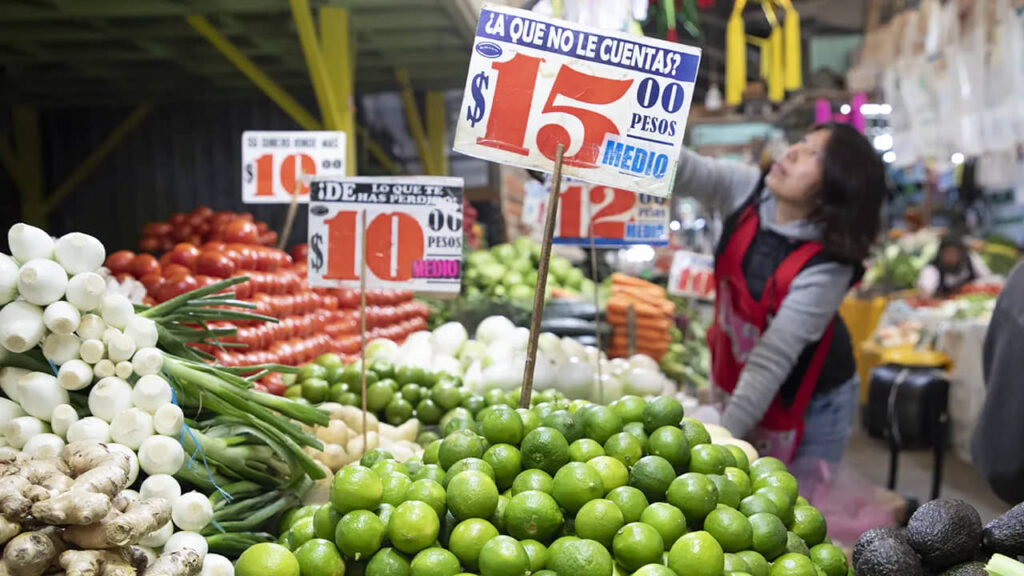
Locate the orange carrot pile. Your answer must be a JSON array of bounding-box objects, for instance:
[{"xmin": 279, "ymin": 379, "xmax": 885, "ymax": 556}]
[{"xmin": 605, "ymin": 273, "xmax": 675, "ymax": 360}]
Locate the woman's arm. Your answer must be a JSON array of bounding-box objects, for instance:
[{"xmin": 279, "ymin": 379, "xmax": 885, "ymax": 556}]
[
  {"xmin": 721, "ymin": 263, "xmax": 854, "ymax": 438},
  {"xmin": 673, "ymin": 148, "xmax": 762, "ymax": 216},
  {"xmin": 917, "ymin": 264, "xmax": 941, "ymax": 296}
]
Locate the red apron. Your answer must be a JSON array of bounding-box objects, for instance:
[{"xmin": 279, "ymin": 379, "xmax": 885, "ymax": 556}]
[{"xmin": 707, "ymin": 203, "xmax": 835, "ymax": 462}]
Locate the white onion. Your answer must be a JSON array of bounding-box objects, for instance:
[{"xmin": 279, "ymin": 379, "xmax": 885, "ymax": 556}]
[
  {"xmin": 138, "ymin": 435, "xmax": 185, "ymax": 475},
  {"xmin": 65, "ymin": 416, "xmax": 110, "ymax": 443},
  {"xmin": 100, "ymin": 294, "xmax": 134, "ymax": 329},
  {"xmin": 43, "ymin": 301, "xmax": 81, "ymax": 334},
  {"xmin": 93, "ymin": 359, "xmax": 115, "ymax": 379},
  {"xmin": 431, "ymin": 322, "xmax": 469, "ymax": 357},
  {"xmin": 22, "ymin": 433, "xmax": 65, "ymax": 459},
  {"xmin": 138, "ymin": 521, "xmax": 173, "ymax": 548},
  {"xmin": 50, "ymin": 404, "xmax": 79, "ymax": 438},
  {"xmin": 163, "ymin": 531, "xmax": 208, "ymax": 559},
  {"xmin": 76, "ymin": 313, "xmax": 106, "ymax": 340},
  {"xmin": 132, "ymin": 374, "xmax": 172, "ymax": 414},
  {"xmin": 8, "ymin": 223, "xmax": 54, "ymax": 262},
  {"xmin": 0, "ymin": 301, "xmax": 45, "ymax": 353},
  {"xmin": 0, "ymin": 396, "xmax": 26, "ymax": 423},
  {"xmin": 3, "ymin": 416, "xmax": 50, "ymax": 449},
  {"xmin": 132, "ymin": 347, "xmax": 163, "ymax": 376},
  {"xmin": 88, "ymin": 376, "xmax": 133, "ymax": 422},
  {"xmin": 54, "ymin": 232, "xmax": 105, "ymax": 275},
  {"xmin": 79, "ymin": 339, "xmax": 105, "ymax": 364},
  {"xmin": 140, "ymin": 474, "xmax": 182, "ymax": 507},
  {"xmin": 0, "ymin": 253, "xmax": 19, "ymax": 306},
  {"xmin": 171, "ymin": 492, "xmax": 214, "ymax": 531},
  {"xmin": 17, "ymin": 258, "xmax": 68, "ymax": 305},
  {"xmin": 114, "ymin": 361, "xmax": 133, "ymax": 379},
  {"xmin": 106, "ymin": 332, "xmax": 136, "ymax": 362},
  {"xmin": 17, "ymin": 371, "xmax": 69, "ymax": 421},
  {"xmin": 66, "ymin": 273, "xmax": 106, "ymax": 312},
  {"xmin": 124, "ymin": 316, "xmax": 158, "ymax": 349},
  {"xmin": 109, "ymin": 408, "xmax": 154, "ymax": 450},
  {"xmin": 154, "ymin": 404, "xmax": 184, "ymax": 437},
  {"xmin": 200, "ymin": 554, "xmax": 234, "ymax": 576},
  {"xmin": 476, "ymin": 315, "xmax": 516, "ymax": 344},
  {"xmin": 42, "ymin": 332, "xmax": 81, "ymax": 365},
  {"xmin": 0, "ymin": 366, "xmax": 28, "ymax": 402}
]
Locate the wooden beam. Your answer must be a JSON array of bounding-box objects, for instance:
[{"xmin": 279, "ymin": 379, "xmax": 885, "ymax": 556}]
[
  {"xmin": 395, "ymin": 68, "xmax": 436, "ymax": 175},
  {"xmin": 0, "ymin": 0, "xmax": 314, "ymax": 22},
  {"xmin": 425, "ymin": 91, "xmax": 448, "ymax": 176},
  {"xmin": 291, "ymin": 0, "xmax": 342, "ymax": 131},
  {"xmin": 320, "ymin": 6, "xmax": 357, "ymax": 175}
]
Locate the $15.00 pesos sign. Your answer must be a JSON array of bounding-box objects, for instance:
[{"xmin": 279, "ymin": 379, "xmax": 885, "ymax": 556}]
[
  {"xmin": 242, "ymin": 131, "xmax": 346, "ymax": 203},
  {"xmin": 307, "ymin": 177, "xmax": 464, "ymax": 296},
  {"xmin": 455, "ymin": 5, "xmax": 701, "ymax": 198}
]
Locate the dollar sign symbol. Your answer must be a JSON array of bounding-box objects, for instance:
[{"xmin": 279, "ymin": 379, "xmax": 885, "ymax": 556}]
[
  {"xmin": 310, "ymin": 233, "xmax": 324, "ymax": 272},
  {"xmin": 244, "ymin": 163, "xmax": 253, "ymax": 184},
  {"xmin": 466, "ymin": 71, "xmax": 489, "ymax": 128}
]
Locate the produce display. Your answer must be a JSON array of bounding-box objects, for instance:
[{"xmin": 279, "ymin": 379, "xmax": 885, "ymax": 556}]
[
  {"xmin": 256, "ymin": 393, "xmax": 857, "ymax": 576},
  {"xmin": 137, "ymin": 208, "xmax": 278, "ymax": 253},
  {"xmin": 463, "ymin": 237, "xmax": 594, "ymax": 301},
  {"xmin": 854, "ymin": 498, "xmax": 1024, "ymax": 576},
  {"xmin": 605, "ymin": 274, "xmax": 675, "ymax": 361}
]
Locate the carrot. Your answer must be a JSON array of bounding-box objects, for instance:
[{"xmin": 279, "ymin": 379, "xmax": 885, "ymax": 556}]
[
  {"xmin": 607, "ymin": 297, "xmax": 667, "ymax": 318},
  {"xmin": 605, "ymin": 314, "xmax": 672, "ymax": 332},
  {"xmin": 611, "ymin": 286, "xmax": 668, "ymax": 309},
  {"xmin": 611, "ymin": 273, "xmax": 665, "ymax": 294}
]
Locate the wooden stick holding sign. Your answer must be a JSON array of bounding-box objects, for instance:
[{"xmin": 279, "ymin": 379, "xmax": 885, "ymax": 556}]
[
  {"xmin": 277, "ymin": 172, "xmax": 305, "ymax": 251},
  {"xmin": 358, "ymin": 208, "xmax": 369, "ymax": 454},
  {"xmin": 520, "ymin": 143, "xmax": 565, "ymax": 409},
  {"xmin": 587, "ymin": 202, "xmax": 603, "ymax": 399}
]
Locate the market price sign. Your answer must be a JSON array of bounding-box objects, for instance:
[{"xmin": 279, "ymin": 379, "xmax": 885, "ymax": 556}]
[
  {"xmin": 242, "ymin": 131, "xmax": 346, "ymax": 203},
  {"xmin": 454, "ymin": 4, "xmax": 701, "ymax": 198},
  {"xmin": 554, "ymin": 181, "xmax": 669, "ymax": 246},
  {"xmin": 668, "ymin": 250, "xmax": 715, "ymax": 300},
  {"xmin": 307, "ymin": 177, "xmax": 464, "ymax": 296}
]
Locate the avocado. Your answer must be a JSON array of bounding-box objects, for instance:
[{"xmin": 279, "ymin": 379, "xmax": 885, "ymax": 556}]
[
  {"xmin": 906, "ymin": 499, "xmax": 983, "ymax": 569},
  {"xmin": 854, "ymin": 526, "xmax": 925, "ymax": 576},
  {"xmin": 938, "ymin": 561, "xmax": 987, "ymax": 576},
  {"xmin": 983, "ymin": 501, "xmax": 1024, "ymax": 556}
]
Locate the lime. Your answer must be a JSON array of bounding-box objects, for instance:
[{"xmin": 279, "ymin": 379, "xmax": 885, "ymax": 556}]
[
  {"xmin": 629, "ymin": 455, "xmax": 676, "ymax": 502},
  {"xmin": 236, "ymin": 543, "xmax": 300, "ymax": 576},
  {"xmin": 336, "ymin": 510, "xmax": 386, "ymax": 561},
  {"xmin": 461, "ymin": 393, "xmax": 487, "ymax": 415},
  {"xmin": 286, "ymin": 385, "xmax": 304, "ymax": 399},
  {"xmin": 289, "ymin": 516, "xmax": 317, "ymax": 549},
  {"xmin": 667, "ymin": 531, "xmax": 725, "ymax": 576},
  {"xmin": 606, "ymin": 486, "xmax": 649, "ymax": 523},
  {"xmin": 613, "ymin": 522, "xmax": 665, "ymax": 571},
  {"xmin": 632, "ymin": 565, "xmax": 677, "ymax": 576},
  {"xmin": 749, "ymin": 512, "xmax": 788, "ymax": 560},
  {"xmin": 647, "ymin": 426, "xmax": 691, "ymax": 472},
  {"xmin": 736, "ymin": 551, "xmax": 770, "ymax": 576},
  {"xmin": 504, "ymin": 490, "xmax": 563, "ymax": 543},
  {"xmin": 279, "ymin": 506, "xmax": 317, "ymax": 534},
  {"xmin": 410, "ymin": 548, "xmax": 461, "ymax": 576},
  {"xmin": 372, "ymin": 459, "xmax": 409, "ymax": 478},
  {"xmin": 542, "ymin": 410, "xmax": 584, "ymax": 443},
  {"xmin": 423, "ymin": 440, "xmax": 442, "ymax": 465},
  {"xmin": 300, "ymin": 363, "xmax": 328, "ymax": 380},
  {"xmin": 724, "ymin": 467, "xmax": 752, "ymax": 500},
  {"xmin": 786, "ymin": 531, "xmax": 810, "ymax": 556},
  {"xmin": 690, "ymin": 444, "xmax": 729, "ymax": 475},
  {"xmin": 416, "ymin": 399, "xmax": 443, "ymax": 425},
  {"xmin": 331, "ymin": 466, "xmax": 383, "ymax": 515},
  {"xmin": 641, "ymin": 503, "xmax": 687, "ymax": 547},
  {"xmin": 569, "ymin": 439, "xmax": 605, "ymax": 462},
  {"xmin": 704, "ymin": 506, "xmax": 753, "ymax": 552},
  {"xmin": 520, "ymin": 427, "xmax": 570, "ymax": 475},
  {"xmin": 724, "ymin": 552, "xmax": 751, "ymax": 573},
  {"xmin": 790, "ymin": 506, "xmax": 826, "ymax": 547},
  {"xmin": 552, "ymin": 462, "xmax": 604, "ymax": 513},
  {"xmin": 723, "ymin": 445, "xmax": 750, "ymax": 473},
  {"xmin": 519, "ymin": 539, "xmax": 547, "ymax": 572},
  {"xmin": 484, "ymin": 388, "xmax": 507, "ymax": 406},
  {"xmin": 752, "ymin": 472, "xmax": 800, "ymax": 504},
  {"xmin": 413, "ymin": 464, "xmax": 446, "ymax": 485},
  {"xmin": 449, "ymin": 519, "xmax": 499, "ymax": 570},
  {"xmin": 432, "ymin": 384, "xmax": 465, "ymax": 412},
  {"xmin": 483, "ymin": 443, "xmax": 522, "ymax": 492},
  {"xmin": 582, "ymin": 405, "xmax": 624, "ymax": 444},
  {"xmin": 795, "ymin": 496, "xmax": 810, "ymax": 507},
  {"xmin": 667, "ymin": 473, "xmax": 719, "ymax": 524},
  {"xmin": 447, "ymin": 471, "xmax": 499, "ymax": 520},
  {"xmin": 548, "ymin": 538, "xmax": 613, "ymax": 576},
  {"xmin": 748, "ymin": 457, "xmax": 787, "ymax": 482},
  {"xmin": 301, "ymin": 378, "xmax": 329, "ymax": 404},
  {"xmin": 378, "ymin": 504, "xmax": 394, "ymax": 527},
  {"xmin": 361, "ymin": 449, "xmax": 395, "ymax": 468},
  {"xmin": 389, "ymin": 501, "xmax": 441, "ymax": 555},
  {"xmin": 367, "ymin": 548, "xmax": 410, "ymax": 576},
  {"xmin": 642, "ymin": 396, "xmax": 684, "ymax": 433},
  {"xmin": 405, "ymin": 478, "xmax": 447, "ymax": 520},
  {"xmin": 755, "ymin": 487, "xmax": 795, "ymax": 527},
  {"xmin": 680, "ymin": 418, "xmax": 712, "ymax": 447},
  {"xmin": 708, "ymin": 474, "xmax": 742, "ymax": 509},
  {"xmin": 587, "ymin": 455, "xmax": 629, "ymax": 494},
  {"xmin": 444, "ymin": 458, "xmax": 495, "ymax": 487},
  {"xmin": 612, "ymin": 395, "xmax": 646, "ymax": 423},
  {"xmin": 444, "ymin": 417, "xmax": 478, "ymax": 437},
  {"xmin": 491, "ymin": 494, "xmax": 509, "ymax": 532},
  {"xmin": 604, "ymin": 432, "xmax": 644, "ymax": 467},
  {"xmin": 386, "ymin": 397, "xmax": 415, "ymax": 425},
  {"xmin": 516, "ymin": 409, "xmax": 541, "ymax": 435},
  {"xmin": 546, "ymin": 536, "xmax": 579, "ymax": 560},
  {"xmin": 739, "ymin": 494, "xmax": 779, "ymax": 518},
  {"xmin": 575, "ymin": 499, "xmax": 624, "ymax": 547},
  {"xmin": 478, "ymin": 535, "xmax": 530, "ymax": 576},
  {"xmin": 482, "ymin": 408, "xmax": 525, "ymax": 446},
  {"xmin": 622, "ymin": 421, "xmax": 649, "ymax": 448},
  {"xmin": 808, "ymin": 543, "xmax": 847, "ymax": 576},
  {"xmin": 314, "ymin": 505, "xmax": 342, "ymax": 541},
  {"xmin": 294, "ymin": 538, "xmax": 344, "ymax": 576},
  {"xmin": 511, "ymin": 469, "xmax": 553, "ymax": 495},
  {"xmin": 401, "ymin": 383, "xmax": 424, "ymax": 405},
  {"xmin": 366, "ymin": 381, "xmax": 395, "ymax": 412},
  {"xmin": 769, "ymin": 553, "xmax": 817, "ymax": 576},
  {"xmin": 439, "ymin": 429, "xmax": 486, "ymax": 470},
  {"xmin": 417, "ymin": 431, "xmax": 440, "ymax": 447},
  {"xmin": 407, "ymin": 460, "xmax": 424, "ymax": 476}
]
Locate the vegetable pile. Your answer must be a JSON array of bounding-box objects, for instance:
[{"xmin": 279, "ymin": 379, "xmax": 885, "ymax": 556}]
[
  {"xmin": 605, "ymin": 273, "xmax": 675, "ymax": 361},
  {"xmin": 137, "ymin": 207, "xmax": 278, "ymax": 253},
  {"xmin": 463, "ymin": 237, "xmax": 593, "ymax": 301}
]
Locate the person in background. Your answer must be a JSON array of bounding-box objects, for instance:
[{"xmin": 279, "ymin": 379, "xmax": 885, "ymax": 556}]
[
  {"xmin": 673, "ymin": 124, "xmax": 887, "ymax": 462},
  {"xmin": 972, "ymin": 263, "xmax": 1024, "ymax": 504},
  {"xmin": 916, "ymin": 233, "xmax": 992, "ymax": 297}
]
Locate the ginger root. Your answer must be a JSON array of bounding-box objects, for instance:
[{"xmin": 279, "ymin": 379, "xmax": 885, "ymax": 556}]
[
  {"xmin": 31, "ymin": 492, "xmax": 111, "ymax": 526},
  {"xmin": 143, "ymin": 549, "xmax": 201, "ymax": 576},
  {"xmin": 59, "ymin": 549, "xmax": 136, "ymax": 576},
  {"xmin": 0, "ymin": 516, "xmax": 20, "ymax": 546},
  {"xmin": 62, "ymin": 497, "xmax": 169, "ymax": 549},
  {"xmin": 2, "ymin": 526, "xmax": 64, "ymax": 576}
]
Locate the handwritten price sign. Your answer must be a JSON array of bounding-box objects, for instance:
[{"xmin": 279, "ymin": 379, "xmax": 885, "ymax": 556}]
[
  {"xmin": 454, "ymin": 5, "xmax": 701, "ymax": 198},
  {"xmin": 554, "ymin": 181, "xmax": 669, "ymax": 246},
  {"xmin": 668, "ymin": 250, "xmax": 715, "ymax": 300},
  {"xmin": 307, "ymin": 177, "xmax": 464, "ymax": 296},
  {"xmin": 242, "ymin": 131, "xmax": 346, "ymax": 204}
]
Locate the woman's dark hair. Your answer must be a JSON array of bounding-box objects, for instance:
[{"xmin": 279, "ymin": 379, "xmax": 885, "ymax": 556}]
[{"xmin": 810, "ymin": 123, "xmax": 887, "ymax": 263}]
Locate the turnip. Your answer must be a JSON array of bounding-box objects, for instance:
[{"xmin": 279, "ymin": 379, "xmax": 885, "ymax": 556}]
[
  {"xmin": 100, "ymin": 293, "xmax": 134, "ymax": 329},
  {"xmin": 0, "ymin": 396, "xmax": 26, "ymax": 422},
  {"xmin": 79, "ymin": 338, "xmax": 105, "ymax": 364},
  {"xmin": 132, "ymin": 347, "xmax": 163, "ymax": 376},
  {"xmin": 200, "ymin": 554, "xmax": 234, "ymax": 576},
  {"xmin": 164, "ymin": 531, "xmax": 208, "ymax": 559},
  {"xmin": 4, "ymin": 416, "xmax": 50, "ymax": 449},
  {"xmin": 476, "ymin": 315, "xmax": 516, "ymax": 344},
  {"xmin": 43, "ymin": 300, "xmax": 80, "ymax": 334},
  {"xmin": 76, "ymin": 313, "xmax": 106, "ymax": 340},
  {"xmin": 50, "ymin": 404, "xmax": 79, "ymax": 438},
  {"xmin": 0, "ymin": 253, "xmax": 18, "ymax": 305},
  {"xmin": 154, "ymin": 404, "xmax": 184, "ymax": 436},
  {"xmin": 0, "ymin": 301, "xmax": 45, "ymax": 353},
  {"xmin": 54, "ymin": 232, "xmax": 105, "ymax": 274},
  {"xmin": 140, "ymin": 474, "xmax": 182, "ymax": 507},
  {"xmin": 18, "ymin": 371, "xmax": 69, "ymax": 420},
  {"xmin": 106, "ymin": 332, "xmax": 136, "ymax": 362},
  {"xmin": 106, "ymin": 444, "xmax": 140, "ymax": 486},
  {"xmin": 0, "ymin": 366, "xmax": 28, "ymax": 402},
  {"xmin": 171, "ymin": 492, "xmax": 214, "ymax": 531},
  {"xmin": 124, "ymin": 316, "xmax": 158, "ymax": 349},
  {"xmin": 22, "ymin": 433, "xmax": 65, "ymax": 459},
  {"xmin": 42, "ymin": 332, "xmax": 81, "ymax": 365},
  {"xmin": 66, "ymin": 416, "xmax": 110, "ymax": 443},
  {"xmin": 88, "ymin": 376, "xmax": 133, "ymax": 422},
  {"xmin": 557, "ymin": 357, "xmax": 596, "ymax": 399},
  {"xmin": 432, "ymin": 322, "xmax": 468, "ymax": 357},
  {"xmin": 132, "ymin": 374, "xmax": 172, "ymax": 413},
  {"xmin": 109, "ymin": 407, "xmax": 154, "ymax": 449},
  {"xmin": 17, "ymin": 258, "xmax": 68, "ymax": 305},
  {"xmin": 114, "ymin": 360, "xmax": 133, "ymax": 379},
  {"xmin": 57, "ymin": 359, "xmax": 93, "ymax": 391},
  {"xmin": 8, "ymin": 223, "xmax": 54, "ymax": 262},
  {"xmin": 138, "ymin": 521, "xmax": 174, "ymax": 548},
  {"xmin": 93, "ymin": 359, "xmax": 116, "ymax": 379},
  {"xmin": 138, "ymin": 435, "xmax": 185, "ymax": 475},
  {"xmin": 66, "ymin": 272, "xmax": 106, "ymax": 312}
]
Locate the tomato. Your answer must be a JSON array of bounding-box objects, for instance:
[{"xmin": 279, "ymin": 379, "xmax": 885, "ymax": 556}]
[
  {"xmin": 192, "ymin": 205, "xmax": 214, "ymax": 218},
  {"xmin": 169, "ymin": 213, "xmax": 187, "ymax": 226},
  {"xmin": 171, "ymin": 223, "xmax": 194, "ymax": 242},
  {"xmin": 201, "ymin": 241, "xmax": 227, "ymax": 253},
  {"xmin": 227, "ymin": 244, "xmax": 256, "ymax": 270},
  {"xmin": 256, "ymin": 221, "xmax": 269, "ymax": 233},
  {"xmin": 162, "ymin": 263, "xmax": 191, "ymax": 279},
  {"xmin": 223, "ymin": 219, "xmax": 260, "ymax": 244},
  {"xmin": 237, "ymin": 212, "xmax": 254, "ymax": 222},
  {"xmin": 138, "ymin": 236, "xmax": 161, "ymax": 253},
  {"xmin": 290, "ymin": 243, "xmax": 308, "ymax": 264},
  {"xmin": 194, "ymin": 275, "xmax": 217, "ymax": 288},
  {"xmin": 157, "ymin": 272, "xmax": 199, "ymax": 301},
  {"xmin": 168, "ymin": 243, "xmax": 200, "ymax": 268},
  {"xmin": 129, "ymin": 253, "xmax": 161, "ymax": 278},
  {"xmin": 142, "ymin": 296, "xmax": 157, "ymax": 307},
  {"xmin": 142, "ymin": 222, "xmax": 173, "ymax": 238},
  {"xmin": 259, "ymin": 230, "xmax": 278, "ymax": 247},
  {"xmin": 105, "ymin": 250, "xmax": 135, "ymax": 274},
  {"xmin": 234, "ymin": 277, "xmax": 253, "ymax": 299},
  {"xmin": 195, "ymin": 251, "xmax": 236, "ymax": 278}
]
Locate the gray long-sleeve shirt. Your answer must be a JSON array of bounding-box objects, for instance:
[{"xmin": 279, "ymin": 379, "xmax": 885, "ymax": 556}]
[{"xmin": 674, "ymin": 149, "xmax": 854, "ymax": 437}]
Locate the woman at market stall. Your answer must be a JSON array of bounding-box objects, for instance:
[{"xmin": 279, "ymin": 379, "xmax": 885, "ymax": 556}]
[
  {"xmin": 916, "ymin": 233, "xmax": 992, "ymax": 297},
  {"xmin": 674, "ymin": 123, "xmax": 886, "ymax": 462}
]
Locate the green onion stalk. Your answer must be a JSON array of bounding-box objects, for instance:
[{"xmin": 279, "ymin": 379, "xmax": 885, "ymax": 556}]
[{"xmin": 987, "ymin": 554, "xmax": 1024, "ymax": 576}]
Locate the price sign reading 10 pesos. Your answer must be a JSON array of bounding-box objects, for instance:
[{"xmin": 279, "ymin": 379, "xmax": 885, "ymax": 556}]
[
  {"xmin": 242, "ymin": 131, "xmax": 346, "ymax": 203},
  {"xmin": 668, "ymin": 250, "xmax": 715, "ymax": 300},
  {"xmin": 553, "ymin": 180, "xmax": 669, "ymax": 246},
  {"xmin": 307, "ymin": 177, "xmax": 464, "ymax": 296},
  {"xmin": 454, "ymin": 4, "xmax": 701, "ymax": 198}
]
